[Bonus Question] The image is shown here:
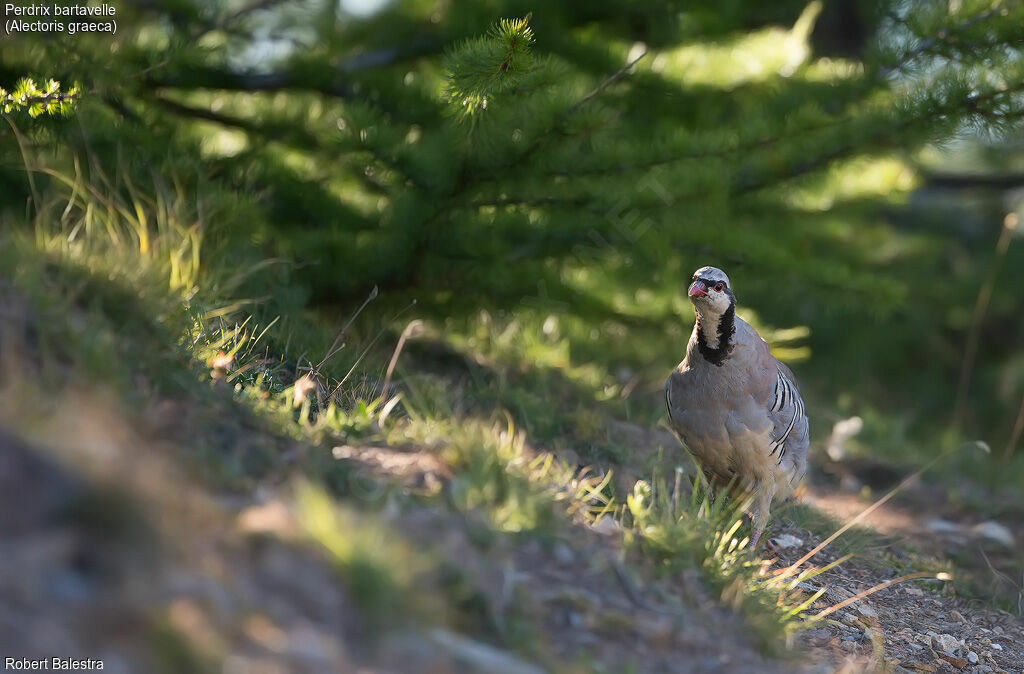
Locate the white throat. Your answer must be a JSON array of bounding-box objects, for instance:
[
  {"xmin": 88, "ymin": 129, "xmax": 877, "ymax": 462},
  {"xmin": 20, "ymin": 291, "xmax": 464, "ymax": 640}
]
[{"xmin": 695, "ymin": 307, "xmax": 725, "ymax": 349}]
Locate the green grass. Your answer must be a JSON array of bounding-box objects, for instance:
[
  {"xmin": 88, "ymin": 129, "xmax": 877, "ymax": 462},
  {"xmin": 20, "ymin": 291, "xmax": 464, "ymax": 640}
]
[{"xmin": 610, "ymin": 474, "xmax": 835, "ymax": 652}]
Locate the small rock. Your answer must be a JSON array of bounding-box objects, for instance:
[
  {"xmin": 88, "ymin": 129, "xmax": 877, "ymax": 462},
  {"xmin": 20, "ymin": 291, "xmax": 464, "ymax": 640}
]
[
  {"xmin": 553, "ymin": 543, "xmax": 575, "ymax": 565},
  {"xmin": 967, "ymin": 651, "xmax": 979, "ymax": 664},
  {"xmin": 971, "ymin": 521, "xmax": 1014, "ymax": 547},
  {"xmin": 934, "ymin": 633, "xmax": 960, "ymax": 655},
  {"xmin": 826, "ymin": 416, "xmax": 863, "ymax": 461},
  {"xmin": 841, "ymin": 640, "xmax": 857, "ymax": 652},
  {"xmin": 803, "ymin": 628, "xmax": 831, "ymax": 641},
  {"xmin": 380, "ymin": 632, "xmax": 455, "ymax": 673},
  {"xmin": 237, "ymin": 500, "xmax": 295, "ymax": 536},
  {"xmin": 855, "ymin": 602, "xmax": 878, "ymax": 619},
  {"xmin": 925, "ymin": 518, "xmax": 961, "ymax": 535},
  {"xmin": 905, "ymin": 587, "xmax": 924, "ymax": 596},
  {"xmin": 428, "ymin": 628, "xmax": 545, "ymax": 674},
  {"xmin": 590, "ymin": 517, "xmax": 621, "ymax": 536},
  {"xmin": 826, "ymin": 586, "xmax": 854, "ymax": 603},
  {"xmin": 770, "ymin": 533, "xmax": 803, "ymax": 549},
  {"xmin": 935, "ymin": 652, "xmax": 967, "ymax": 669},
  {"xmin": 556, "ymin": 448, "xmax": 580, "ymax": 467},
  {"xmin": 839, "ymin": 474, "xmax": 862, "ymax": 491},
  {"xmin": 634, "ymin": 614, "xmax": 674, "ymax": 648}
]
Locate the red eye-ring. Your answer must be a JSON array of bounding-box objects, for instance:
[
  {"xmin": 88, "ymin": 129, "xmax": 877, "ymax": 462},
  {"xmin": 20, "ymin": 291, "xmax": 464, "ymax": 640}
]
[{"xmin": 714, "ymin": 282, "xmax": 724, "ymax": 291}]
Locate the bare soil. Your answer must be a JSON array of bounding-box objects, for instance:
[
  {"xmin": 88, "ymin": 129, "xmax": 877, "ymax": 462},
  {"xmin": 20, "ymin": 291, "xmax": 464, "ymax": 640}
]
[{"xmin": 2, "ymin": 385, "xmax": 1021, "ymax": 674}]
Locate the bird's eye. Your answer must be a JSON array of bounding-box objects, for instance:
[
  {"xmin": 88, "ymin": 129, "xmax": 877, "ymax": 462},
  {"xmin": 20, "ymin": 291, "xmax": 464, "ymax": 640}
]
[{"xmin": 714, "ymin": 282, "xmax": 724, "ymax": 291}]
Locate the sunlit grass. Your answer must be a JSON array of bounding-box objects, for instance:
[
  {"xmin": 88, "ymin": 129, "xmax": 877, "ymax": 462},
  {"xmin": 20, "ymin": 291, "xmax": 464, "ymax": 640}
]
[{"xmin": 611, "ymin": 472, "xmax": 838, "ymax": 650}]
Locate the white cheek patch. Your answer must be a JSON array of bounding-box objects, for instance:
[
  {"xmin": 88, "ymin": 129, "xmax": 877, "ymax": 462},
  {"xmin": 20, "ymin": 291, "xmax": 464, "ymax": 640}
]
[{"xmin": 702, "ymin": 288, "xmax": 731, "ymax": 316}]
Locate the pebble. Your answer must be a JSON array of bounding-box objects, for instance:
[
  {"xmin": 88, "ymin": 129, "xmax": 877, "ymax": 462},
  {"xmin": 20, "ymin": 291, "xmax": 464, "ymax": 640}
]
[
  {"xmin": 590, "ymin": 518, "xmax": 621, "ymax": 536},
  {"xmin": 770, "ymin": 533, "xmax": 803, "ymax": 549},
  {"xmin": 826, "ymin": 586, "xmax": 854, "ymax": 603},
  {"xmin": 428, "ymin": 628, "xmax": 545, "ymax": 674},
  {"xmin": 967, "ymin": 651, "xmax": 979, "ymax": 664},
  {"xmin": 925, "ymin": 518, "xmax": 961, "ymax": 535},
  {"xmin": 856, "ymin": 602, "xmax": 878, "ymax": 619},
  {"xmin": 934, "ymin": 633, "xmax": 960, "ymax": 655},
  {"xmin": 971, "ymin": 520, "xmax": 1014, "ymax": 547}
]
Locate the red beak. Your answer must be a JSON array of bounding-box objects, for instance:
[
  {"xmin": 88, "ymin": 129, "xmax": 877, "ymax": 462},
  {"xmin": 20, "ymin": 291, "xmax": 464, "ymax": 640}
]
[{"xmin": 688, "ymin": 280, "xmax": 708, "ymax": 298}]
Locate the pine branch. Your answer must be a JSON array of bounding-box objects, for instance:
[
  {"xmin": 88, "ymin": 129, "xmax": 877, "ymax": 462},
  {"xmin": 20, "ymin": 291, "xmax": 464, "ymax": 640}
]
[
  {"xmin": 876, "ymin": 6, "xmax": 1006, "ymax": 79},
  {"xmin": 923, "ymin": 171, "xmax": 1024, "ymax": 189},
  {"xmin": 716, "ymin": 79, "xmax": 1024, "ymax": 197},
  {"xmin": 443, "ymin": 15, "xmax": 537, "ymax": 122},
  {"xmin": 488, "ymin": 7, "xmax": 1022, "ymax": 183},
  {"xmin": 3, "ymin": 93, "xmax": 78, "ymax": 105},
  {"xmin": 151, "ymin": 94, "xmax": 259, "ymax": 131},
  {"xmin": 149, "ymin": 94, "xmax": 430, "ymax": 190},
  {"xmin": 219, "ymin": 0, "xmax": 295, "ymax": 28},
  {"xmin": 465, "ymin": 48, "xmax": 648, "ymax": 187},
  {"xmin": 458, "ymin": 77, "xmax": 1024, "ymax": 214},
  {"xmin": 1, "ymin": 79, "xmax": 79, "ymax": 117},
  {"xmin": 561, "ymin": 47, "xmax": 647, "ymax": 118},
  {"xmin": 150, "ymin": 67, "xmax": 356, "ymax": 99}
]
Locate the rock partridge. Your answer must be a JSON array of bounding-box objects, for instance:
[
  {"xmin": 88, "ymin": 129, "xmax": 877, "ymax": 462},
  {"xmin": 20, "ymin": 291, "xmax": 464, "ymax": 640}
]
[{"xmin": 664, "ymin": 266, "xmax": 808, "ymax": 548}]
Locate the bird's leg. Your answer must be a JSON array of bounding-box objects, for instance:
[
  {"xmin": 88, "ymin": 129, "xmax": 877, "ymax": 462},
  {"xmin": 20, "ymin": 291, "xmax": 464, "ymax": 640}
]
[{"xmin": 748, "ymin": 483, "xmax": 776, "ymax": 550}]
